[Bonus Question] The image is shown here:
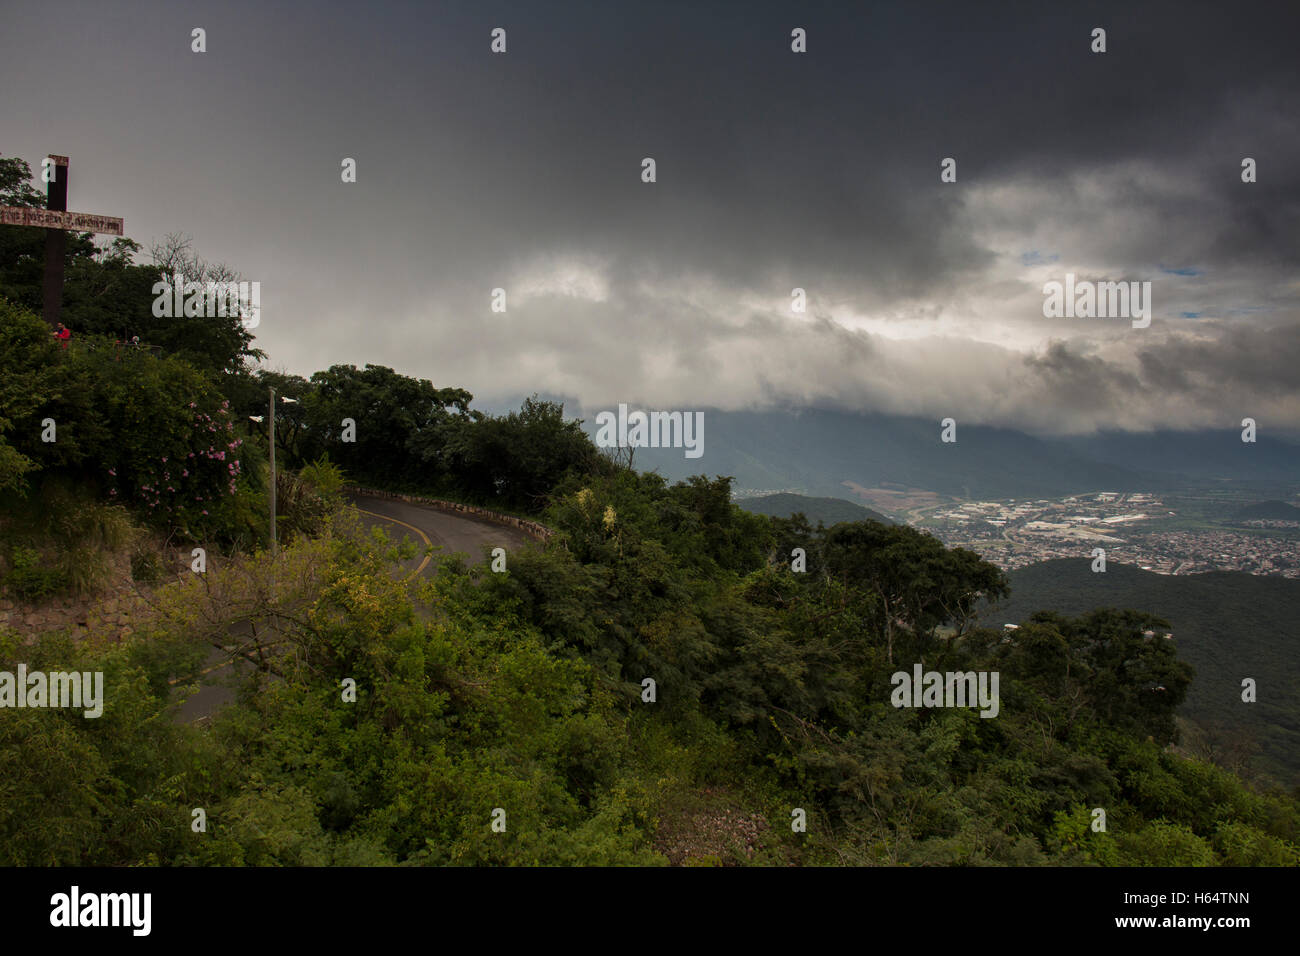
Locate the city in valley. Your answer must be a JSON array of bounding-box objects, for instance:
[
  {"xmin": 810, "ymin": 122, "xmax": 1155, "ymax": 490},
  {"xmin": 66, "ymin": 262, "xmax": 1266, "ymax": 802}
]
[{"xmin": 909, "ymin": 491, "xmax": 1299, "ymax": 577}]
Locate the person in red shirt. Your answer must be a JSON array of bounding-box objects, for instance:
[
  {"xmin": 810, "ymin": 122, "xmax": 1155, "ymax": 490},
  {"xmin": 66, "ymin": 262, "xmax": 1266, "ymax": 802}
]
[{"xmin": 53, "ymin": 323, "xmax": 71, "ymax": 348}]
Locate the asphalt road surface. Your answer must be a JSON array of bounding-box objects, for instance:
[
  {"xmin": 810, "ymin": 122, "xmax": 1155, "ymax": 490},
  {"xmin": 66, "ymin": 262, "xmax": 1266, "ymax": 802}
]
[
  {"xmin": 171, "ymin": 493, "xmax": 536, "ymax": 723},
  {"xmin": 348, "ymin": 492, "xmax": 534, "ymax": 574}
]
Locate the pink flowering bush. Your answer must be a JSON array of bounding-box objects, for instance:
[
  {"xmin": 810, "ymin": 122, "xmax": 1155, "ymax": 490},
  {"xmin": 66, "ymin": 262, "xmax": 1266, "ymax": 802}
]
[
  {"xmin": 0, "ymin": 304, "xmax": 264, "ymax": 544},
  {"xmin": 80, "ymin": 347, "xmax": 256, "ymax": 541},
  {"xmin": 107, "ymin": 404, "xmax": 244, "ymax": 538}
]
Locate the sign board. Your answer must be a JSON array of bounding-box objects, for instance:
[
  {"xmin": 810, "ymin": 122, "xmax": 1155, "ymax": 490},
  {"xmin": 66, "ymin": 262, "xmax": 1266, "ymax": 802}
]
[{"xmin": 0, "ymin": 205, "xmax": 124, "ymax": 235}]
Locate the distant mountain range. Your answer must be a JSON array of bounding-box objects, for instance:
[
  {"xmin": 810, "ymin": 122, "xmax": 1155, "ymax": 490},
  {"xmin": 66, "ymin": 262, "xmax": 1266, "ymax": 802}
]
[
  {"xmin": 1058, "ymin": 430, "xmax": 1300, "ymax": 482},
  {"xmin": 990, "ymin": 559, "xmax": 1300, "ymax": 787},
  {"xmin": 571, "ymin": 407, "xmax": 1300, "ymax": 506},
  {"xmin": 736, "ymin": 493, "xmax": 893, "ymax": 526}
]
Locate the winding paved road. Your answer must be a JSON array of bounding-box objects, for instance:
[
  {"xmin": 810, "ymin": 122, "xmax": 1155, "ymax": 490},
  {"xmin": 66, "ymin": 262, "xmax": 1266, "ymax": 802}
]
[
  {"xmin": 348, "ymin": 492, "xmax": 534, "ymax": 574},
  {"xmin": 171, "ymin": 494, "xmax": 536, "ymax": 723}
]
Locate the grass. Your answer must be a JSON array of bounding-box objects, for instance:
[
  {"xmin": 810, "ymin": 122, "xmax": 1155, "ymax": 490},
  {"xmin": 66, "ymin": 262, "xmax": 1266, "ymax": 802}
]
[{"xmin": 1, "ymin": 477, "xmax": 142, "ymax": 600}]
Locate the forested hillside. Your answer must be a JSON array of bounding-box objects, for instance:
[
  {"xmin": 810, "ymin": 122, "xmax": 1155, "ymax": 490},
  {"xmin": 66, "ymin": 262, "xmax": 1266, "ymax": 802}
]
[
  {"xmin": 993, "ymin": 560, "xmax": 1300, "ymax": 789},
  {"xmin": 2, "ymin": 150, "xmax": 1298, "ymax": 865},
  {"xmin": 6, "ymin": 458, "xmax": 1299, "ymax": 865}
]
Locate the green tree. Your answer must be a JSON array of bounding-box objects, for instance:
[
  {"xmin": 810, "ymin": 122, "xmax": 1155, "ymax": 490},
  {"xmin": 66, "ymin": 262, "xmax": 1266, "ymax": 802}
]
[
  {"xmin": 301, "ymin": 363, "xmax": 472, "ymax": 488},
  {"xmin": 822, "ymin": 522, "xmax": 1008, "ymax": 663}
]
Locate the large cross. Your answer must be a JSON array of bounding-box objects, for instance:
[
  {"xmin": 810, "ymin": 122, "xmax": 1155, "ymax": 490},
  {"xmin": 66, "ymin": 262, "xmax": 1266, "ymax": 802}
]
[{"xmin": 0, "ymin": 155, "xmax": 124, "ymax": 328}]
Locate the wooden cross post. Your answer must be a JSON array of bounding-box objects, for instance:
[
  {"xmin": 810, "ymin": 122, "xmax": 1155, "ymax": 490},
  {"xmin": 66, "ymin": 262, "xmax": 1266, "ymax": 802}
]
[{"xmin": 0, "ymin": 155, "xmax": 125, "ymax": 328}]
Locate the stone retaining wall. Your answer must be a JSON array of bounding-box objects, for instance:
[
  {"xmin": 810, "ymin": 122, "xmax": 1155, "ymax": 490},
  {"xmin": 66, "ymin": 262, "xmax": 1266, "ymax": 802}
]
[
  {"xmin": 345, "ymin": 486, "xmax": 554, "ymax": 543},
  {"xmin": 0, "ymin": 587, "xmax": 151, "ymax": 645},
  {"xmin": 0, "ymin": 548, "xmax": 182, "ymax": 645}
]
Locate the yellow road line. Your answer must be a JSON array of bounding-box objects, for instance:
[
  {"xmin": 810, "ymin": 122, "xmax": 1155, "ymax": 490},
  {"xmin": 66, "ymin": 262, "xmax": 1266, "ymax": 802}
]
[
  {"xmin": 355, "ymin": 506, "xmax": 434, "ymax": 576},
  {"xmin": 167, "ymin": 657, "xmax": 236, "ymax": 686},
  {"xmin": 168, "ymin": 642, "xmax": 291, "ymax": 686}
]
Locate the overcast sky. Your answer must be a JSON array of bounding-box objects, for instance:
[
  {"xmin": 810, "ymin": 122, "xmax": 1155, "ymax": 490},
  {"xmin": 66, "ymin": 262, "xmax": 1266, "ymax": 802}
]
[{"xmin": 2, "ymin": 0, "xmax": 1297, "ymax": 435}]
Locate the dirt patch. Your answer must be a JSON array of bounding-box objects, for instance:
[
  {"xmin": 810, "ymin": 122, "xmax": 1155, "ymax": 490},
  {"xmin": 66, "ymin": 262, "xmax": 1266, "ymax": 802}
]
[
  {"xmin": 652, "ymin": 788, "xmax": 771, "ymax": 866},
  {"xmin": 842, "ymin": 482, "xmax": 948, "ymax": 515}
]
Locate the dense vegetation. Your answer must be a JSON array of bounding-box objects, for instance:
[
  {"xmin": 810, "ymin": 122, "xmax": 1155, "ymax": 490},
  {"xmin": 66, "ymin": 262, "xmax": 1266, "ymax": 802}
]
[
  {"xmin": 4, "ymin": 476, "xmax": 1298, "ymax": 865},
  {"xmin": 994, "ymin": 559, "xmax": 1300, "ymax": 789},
  {"xmin": 2, "ymin": 153, "xmax": 1297, "ymax": 866}
]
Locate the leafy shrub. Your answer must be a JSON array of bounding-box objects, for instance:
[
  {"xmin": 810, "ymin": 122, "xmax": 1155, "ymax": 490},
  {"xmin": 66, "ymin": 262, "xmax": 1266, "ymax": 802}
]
[
  {"xmin": 0, "ymin": 301, "xmax": 252, "ymax": 543},
  {"xmin": 130, "ymin": 548, "xmax": 164, "ymax": 585},
  {"xmin": 298, "ymin": 456, "xmax": 346, "ymax": 501},
  {"xmin": 41, "ymin": 485, "xmax": 133, "ymax": 551},
  {"xmin": 1213, "ymin": 821, "xmax": 1300, "ymax": 866},
  {"xmin": 275, "ymin": 461, "xmax": 347, "ymax": 544},
  {"xmin": 1117, "ymin": 821, "xmax": 1218, "ymax": 866},
  {"xmin": 0, "ymin": 440, "xmax": 35, "ymax": 494},
  {"xmin": 6, "ymin": 546, "xmax": 60, "ymax": 601}
]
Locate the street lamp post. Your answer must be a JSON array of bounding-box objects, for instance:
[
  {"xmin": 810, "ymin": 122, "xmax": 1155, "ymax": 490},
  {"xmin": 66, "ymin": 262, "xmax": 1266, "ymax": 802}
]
[
  {"xmin": 268, "ymin": 386, "xmax": 277, "ymax": 555},
  {"xmin": 258, "ymin": 389, "xmax": 300, "ymax": 556}
]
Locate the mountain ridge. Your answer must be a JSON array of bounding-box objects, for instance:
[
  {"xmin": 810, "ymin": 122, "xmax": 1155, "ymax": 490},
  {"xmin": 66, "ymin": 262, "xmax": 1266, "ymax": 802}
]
[
  {"xmin": 564, "ymin": 406, "xmax": 1300, "ymax": 500},
  {"xmin": 736, "ymin": 492, "xmax": 894, "ymax": 526}
]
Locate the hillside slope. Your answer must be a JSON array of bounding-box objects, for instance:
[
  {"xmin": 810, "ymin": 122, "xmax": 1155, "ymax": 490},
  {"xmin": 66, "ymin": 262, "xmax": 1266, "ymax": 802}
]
[
  {"xmin": 989, "ymin": 559, "xmax": 1300, "ymax": 787},
  {"xmin": 737, "ymin": 493, "xmax": 894, "ymax": 526}
]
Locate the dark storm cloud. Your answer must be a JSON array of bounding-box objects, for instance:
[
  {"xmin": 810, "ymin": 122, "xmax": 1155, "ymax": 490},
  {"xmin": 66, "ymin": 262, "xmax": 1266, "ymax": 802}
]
[
  {"xmin": 1, "ymin": 0, "xmax": 1296, "ymax": 432},
  {"xmin": 1138, "ymin": 319, "xmax": 1300, "ymax": 401}
]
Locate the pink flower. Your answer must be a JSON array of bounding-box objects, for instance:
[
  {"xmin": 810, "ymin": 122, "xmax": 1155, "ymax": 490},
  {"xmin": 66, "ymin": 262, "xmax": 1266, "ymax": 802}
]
[
  {"xmin": 107, "ymin": 468, "xmax": 116, "ymax": 476},
  {"xmin": 181, "ymin": 469, "xmax": 188, "ymax": 477},
  {"xmin": 201, "ymin": 510, "xmax": 208, "ymax": 515}
]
